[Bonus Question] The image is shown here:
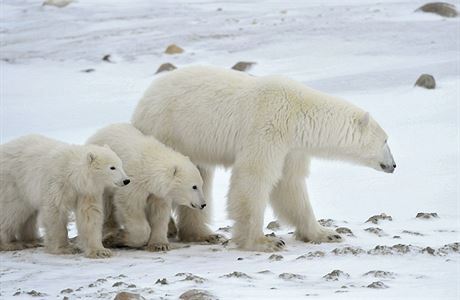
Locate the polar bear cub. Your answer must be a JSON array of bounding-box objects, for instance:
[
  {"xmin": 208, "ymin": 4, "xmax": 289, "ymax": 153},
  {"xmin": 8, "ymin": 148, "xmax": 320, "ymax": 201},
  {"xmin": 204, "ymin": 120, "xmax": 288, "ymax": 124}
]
[
  {"xmin": 86, "ymin": 123, "xmax": 206, "ymax": 251},
  {"xmin": 0, "ymin": 134, "xmax": 130, "ymax": 258}
]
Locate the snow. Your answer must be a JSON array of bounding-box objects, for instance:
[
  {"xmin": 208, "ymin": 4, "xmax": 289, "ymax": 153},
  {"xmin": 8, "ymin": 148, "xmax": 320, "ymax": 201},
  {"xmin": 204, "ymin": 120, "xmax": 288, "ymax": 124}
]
[{"xmin": 1, "ymin": 0, "xmax": 459, "ymax": 299}]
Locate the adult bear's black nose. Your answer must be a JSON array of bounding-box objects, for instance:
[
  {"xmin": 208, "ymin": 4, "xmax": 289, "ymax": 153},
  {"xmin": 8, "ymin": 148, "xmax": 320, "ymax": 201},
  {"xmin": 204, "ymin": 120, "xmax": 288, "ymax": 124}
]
[{"xmin": 123, "ymin": 179, "xmax": 130, "ymax": 185}]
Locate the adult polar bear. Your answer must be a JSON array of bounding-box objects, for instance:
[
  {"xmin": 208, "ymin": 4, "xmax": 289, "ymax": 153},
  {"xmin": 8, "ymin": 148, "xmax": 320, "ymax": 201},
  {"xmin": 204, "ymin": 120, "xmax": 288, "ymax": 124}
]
[{"xmin": 132, "ymin": 66, "xmax": 396, "ymax": 251}]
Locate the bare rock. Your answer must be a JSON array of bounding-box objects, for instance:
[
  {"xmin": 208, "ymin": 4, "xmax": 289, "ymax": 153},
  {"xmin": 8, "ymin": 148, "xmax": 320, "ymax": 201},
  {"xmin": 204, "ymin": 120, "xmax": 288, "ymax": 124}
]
[
  {"xmin": 297, "ymin": 250, "xmax": 326, "ymax": 260},
  {"xmin": 221, "ymin": 271, "xmax": 251, "ymax": 279},
  {"xmin": 266, "ymin": 221, "xmax": 281, "ymax": 231},
  {"xmin": 437, "ymin": 242, "xmax": 460, "ymax": 255},
  {"xmin": 269, "ymin": 254, "xmax": 283, "ymax": 261},
  {"xmin": 43, "ymin": 0, "xmax": 73, "ymax": 8},
  {"xmin": 331, "ymin": 246, "xmax": 365, "ymax": 256},
  {"xmin": 416, "ymin": 212, "xmax": 439, "ymax": 219},
  {"xmin": 114, "ymin": 292, "xmax": 146, "ymax": 300},
  {"xmin": 155, "ymin": 278, "xmax": 168, "ymax": 285},
  {"xmin": 231, "ymin": 61, "xmax": 256, "ymax": 72},
  {"xmin": 336, "ymin": 227, "xmax": 354, "ymax": 236},
  {"xmin": 422, "ymin": 246, "xmax": 436, "ymax": 255},
  {"xmin": 367, "ymin": 281, "xmax": 389, "ymax": 289},
  {"xmin": 27, "ymin": 290, "xmax": 46, "ymax": 297},
  {"xmin": 366, "ymin": 213, "xmax": 392, "ymax": 224},
  {"xmin": 112, "ymin": 281, "xmax": 125, "ymax": 287},
  {"xmin": 414, "ymin": 74, "xmax": 436, "ymax": 89},
  {"xmin": 218, "ymin": 225, "xmax": 232, "ymax": 233},
  {"xmin": 416, "ymin": 2, "xmax": 458, "ymax": 17},
  {"xmin": 363, "ymin": 270, "xmax": 397, "ymax": 279},
  {"xmin": 156, "ymin": 63, "xmax": 177, "ymax": 75},
  {"xmin": 81, "ymin": 68, "xmax": 95, "ymax": 73},
  {"xmin": 323, "ymin": 270, "xmax": 350, "ymax": 281},
  {"xmin": 368, "ymin": 244, "xmax": 421, "ymax": 255},
  {"xmin": 279, "ymin": 273, "xmax": 305, "ymax": 280},
  {"xmin": 60, "ymin": 288, "xmax": 73, "ymax": 294},
  {"xmin": 176, "ymin": 273, "xmax": 206, "ymax": 284},
  {"xmin": 179, "ymin": 289, "xmax": 216, "ymax": 300},
  {"xmin": 365, "ymin": 227, "xmax": 387, "ymax": 237},
  {"xmin": 102, "ymin": 54, "xmax": 114, "ymax": 63},
  {"xmin": 318, "ymin": 219, "xmax": 336, "ymax": 227},
  {"xmin": 402, "ymin": 230, "xmax": 424, "ymax": 236},
  {"xmin": 165, "ymin": 44, "xmax": 184, "ymax": 55},
  {"xmin": 257, "ymin": 270, "xmax": 273, "ymax": 274}
]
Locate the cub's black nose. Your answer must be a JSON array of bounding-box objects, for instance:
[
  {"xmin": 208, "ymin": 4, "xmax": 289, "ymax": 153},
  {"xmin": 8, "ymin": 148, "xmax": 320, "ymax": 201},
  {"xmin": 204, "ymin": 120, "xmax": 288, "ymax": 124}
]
[
  {"xmin": 123, "ymin": 179, "xmax": 130, "ymax": 185},
  {"xmin": 393, "ymin": 164, "xmax": 396, "ymax": 168},
  {"xmin": 201, "ymin": 204, "xmax": 206, "ymax": 209}
]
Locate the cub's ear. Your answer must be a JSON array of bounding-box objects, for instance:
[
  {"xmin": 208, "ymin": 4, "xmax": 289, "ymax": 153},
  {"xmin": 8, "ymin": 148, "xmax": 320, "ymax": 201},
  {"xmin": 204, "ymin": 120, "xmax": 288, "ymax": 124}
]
[
  {"xmin": 358, "ymin": 112, "xmax": 370, "ymax": 127},
  {"xmin": 87, "ymin": 152, "xmax": 97, "ymax": 164}
]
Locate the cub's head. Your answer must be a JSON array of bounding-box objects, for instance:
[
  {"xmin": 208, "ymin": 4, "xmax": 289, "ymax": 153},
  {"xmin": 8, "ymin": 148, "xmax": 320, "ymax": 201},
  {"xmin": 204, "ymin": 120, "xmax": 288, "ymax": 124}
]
[
  {"xmin": 86, "ymin": 145, "xmax": 130, "ymax": 187},
  {"xmin": 352, "ymin": 112, "xmax": 396, "ymax": 173},
  {"xmin": 164, "ymin": 157, "xmax": 205, "ymax": 210}
]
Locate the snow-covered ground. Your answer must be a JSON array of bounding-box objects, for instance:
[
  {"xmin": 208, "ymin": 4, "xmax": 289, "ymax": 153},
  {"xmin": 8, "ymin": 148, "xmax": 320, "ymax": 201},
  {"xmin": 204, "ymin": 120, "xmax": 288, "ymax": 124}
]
[{"xmin": 1, "ymin": 0, "xmax": 459, "ymax": 299}]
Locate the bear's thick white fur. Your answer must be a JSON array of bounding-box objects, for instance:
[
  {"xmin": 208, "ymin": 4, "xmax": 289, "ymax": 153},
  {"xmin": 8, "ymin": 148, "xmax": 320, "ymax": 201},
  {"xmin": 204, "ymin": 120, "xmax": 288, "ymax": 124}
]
[
  {"xmin": 0, "ymin": 134, "xmax": 129, "ymax": 258},
  {"xmin": 132, "ymin": 66, "xmax": 396, "ymax": 251},
  {"xmin": 87, "ymin": 123, "xmax": 209, "ymax": 251}
]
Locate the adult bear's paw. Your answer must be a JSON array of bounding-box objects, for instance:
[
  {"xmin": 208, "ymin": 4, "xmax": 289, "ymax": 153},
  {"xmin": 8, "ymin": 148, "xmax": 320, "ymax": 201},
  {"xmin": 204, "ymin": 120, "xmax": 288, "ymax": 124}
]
[{"xmin": 296, "ymin": 226, "xmax": 342, "ymax": 243}]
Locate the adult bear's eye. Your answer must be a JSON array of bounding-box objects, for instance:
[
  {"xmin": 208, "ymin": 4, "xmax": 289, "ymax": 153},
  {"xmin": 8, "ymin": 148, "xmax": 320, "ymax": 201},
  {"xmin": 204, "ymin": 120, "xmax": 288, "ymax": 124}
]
[
  {"xmin": 192, "ymin": 185, "xmax": 197, "ymax": 190},
  {"xmin": 110, "ymin": 166, "xmax": 116, "ymax": 170}
]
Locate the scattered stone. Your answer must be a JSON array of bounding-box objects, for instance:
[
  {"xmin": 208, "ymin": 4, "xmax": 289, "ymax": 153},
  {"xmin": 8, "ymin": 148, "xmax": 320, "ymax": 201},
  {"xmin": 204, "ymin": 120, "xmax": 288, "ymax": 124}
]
[
  {"xmin": 368, "ymin": 244, "xmax": 421, "ymax": 255},
  {"xmin": 81, "ymin": 68, "xmax": 95, "ymax": 73},
  {"xmin": 331, "ymin": 246, "xmax": 365, "ymax": 256},
  {"xmin": 416, "ymin": 2, "xmax": 458, "ymax": 18},
  {"xmin": 43, "ymin": 0, "xmax": 73, "ymax": 8},
  {"xmin": 257, "ymin": 270, "xmax": 273, "ymax": 274},
  {"xmin": 127, "ymin": 284, "xmax": 136, "ymax": 288},
  {"xmin": 269, "ymin": 254, "xmax": 283, "ymax": 261},
  {"xmin": 179, "ymin": 289, "xmax": 216, "ymax": 300},
  {"xmin": 176, "ymin": 273, "xmax": 206, "ymax": 284},
  {"xmin": 237, "ymin": 257, "xmax": 243, "ymax": 260},
  {"xmin": 416, "ymin": 212, "xmax": 439, "ymax": 219},
  {"xmin": 63, "ymin": 297, "xmax": 69, "ymax": 300},
  {"xmin": 318, "ymin": 219, "xmax": 336, "ymax": 227},
  {"xmin": 437, "ymin": 242, "xmax": 460, "ymax": 255},
  {"xmin": 112, "ymin": 281, "xmax": 125, "ymax": 287},
  {"xmin": 217, "ymin": 8, "xmax": 223, "ymax": 11},
  {"xmin": 231, "ymin": 61, "xmax": 256, "ymax": 72},
  {"xmin": 422, "ymin": 246, "xmax": 436, "ymax": 255},
  {"xmin": 265, "ymin": 232, "xmax": 277, "ymax": 237},
  {"xmin": 414, "ymin": 74, "xmax": 436, "ymax": 89},
  {"xmin": 27, "ymin": 290, "xmax": 46, "ymax": 297},
  {"xmin": 155, "ymin": 63, "xmax": 177, "ymax": 74},
  {"xmin": 367, "ymin": 281, "xmax": 389, "ymax": 289},
  {"xmin": 102, "ymin": 54, "xmax": 113, "ymax": 63},
  {"xmin": 165, "ymin": 44, "xmax": 184, "ymax": 55},
  {"xmin": 300, "ymin": 251, "xmax": 326, "ymax": 259},
  {"xmin": 336, "ymin": 227, "xmax": 354, "ymax": 236},
  {"xmin": 60, "ymin": 288, "xmax": 73, "ymax": 294},
  {"xmin": 363, "ymin": 270, "xmax": 396, "ymax": 279},
  {"xmin": 114, "ymin": 292, "xmax": 146, "ymax": 300},
  {"xmin": 393, "ymin": 235, "xmax": 401, "ymax": 239},
  {"xmin": 365, "ymin": 227, "xmax": 387, "ymax": 237},
  {"xmin": 323, "ymin": 270, "xmax": 350, "ymax": 281},
  {"xmin": 402, "ymin": 230, "xmax": 424, "ymax": 236},
  {"xmin": 155, "ymin": 278, "xmax": 168, "ymax": 285},
  {"xmin": 221, "ymin": 271, "xmax": 251, "ymax": 279},
  {"xmin": 218, "ymin": 225, "xmax": 232, "ymax": 233},
  {"xmin": 366, "ymin": 213, "xmax": 392, "ymax": 224},
  {"xmin": 13, "ymin": 291, "xmax": 21, "ymax": 296},
  {"xmin": 266, "ymin": 220, "xmax": 281, "ymax": 231},
  {"xmin": 279, "ymin": 273, "xmax": 305, "ymax": 280}
]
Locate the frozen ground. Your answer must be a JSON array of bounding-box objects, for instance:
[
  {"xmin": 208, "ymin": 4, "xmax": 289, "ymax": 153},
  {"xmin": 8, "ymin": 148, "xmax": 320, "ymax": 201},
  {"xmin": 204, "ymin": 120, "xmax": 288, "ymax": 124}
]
[{"xmin": 1, "ymin": 0, "xmax": 459, "ymax": 299}]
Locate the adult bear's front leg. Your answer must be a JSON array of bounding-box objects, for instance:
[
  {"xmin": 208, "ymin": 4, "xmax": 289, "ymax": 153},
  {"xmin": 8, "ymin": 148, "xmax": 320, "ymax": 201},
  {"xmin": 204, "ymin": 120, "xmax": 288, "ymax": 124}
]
[
  {"xmin": 228, "ymin": 148, "xmax": 287, "ymax": 252},
  {"xmin": 177, "ymin": 166, "xmax": 226, "ymax": 244}
]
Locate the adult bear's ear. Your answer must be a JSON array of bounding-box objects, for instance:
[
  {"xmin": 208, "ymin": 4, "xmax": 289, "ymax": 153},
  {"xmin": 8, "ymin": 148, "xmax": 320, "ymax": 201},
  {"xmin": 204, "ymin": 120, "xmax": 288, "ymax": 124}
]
[
  {"xmin": 87, "ymin": 152, "xmax": 97, "ymax": 164},
  {"xmin": 358, "ymin": 112, "xmax": 370, "ymax": 127}
]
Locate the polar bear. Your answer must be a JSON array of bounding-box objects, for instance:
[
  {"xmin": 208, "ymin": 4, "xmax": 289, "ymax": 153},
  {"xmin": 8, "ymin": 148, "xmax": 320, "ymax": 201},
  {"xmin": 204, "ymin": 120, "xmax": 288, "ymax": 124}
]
[
  {"xmin": 0, "ymin": 135, "xmax": 130, "ymax": 258},
  {"xmin": 87, "ymin": 123, "xmax": 208, "ymax": 251},
  {"xmin": 132, "ymin": 66, "xmax": 396, "ymax": 251}
]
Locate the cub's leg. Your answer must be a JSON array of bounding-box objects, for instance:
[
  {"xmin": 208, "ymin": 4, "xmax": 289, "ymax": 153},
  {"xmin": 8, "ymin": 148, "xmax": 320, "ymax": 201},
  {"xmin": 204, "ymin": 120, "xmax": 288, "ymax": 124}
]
[
  {"xmin": 228, "ymin": 144, "xmax": 287, "ymax": 252},
  {"xmin": 42, "ymin": 201, "xmax": 76, "ymax": 255},
  {"xmin": 270, "ymin": 150, "xmax": 342, "ymax": 243},
  {"xmin": 76, "ymin": 195, "xmax": 112, "ymax": 258},
  {"xmin": 145, "ymin": 195, "xmax": 171, "ymax": 251},
  {"xmin": 19, "ymin": 211, "xmax": 42, "ymax": 248},
  {"xmin": 177, "ymin": 166, "xmax": 226, "ymax": 244}
]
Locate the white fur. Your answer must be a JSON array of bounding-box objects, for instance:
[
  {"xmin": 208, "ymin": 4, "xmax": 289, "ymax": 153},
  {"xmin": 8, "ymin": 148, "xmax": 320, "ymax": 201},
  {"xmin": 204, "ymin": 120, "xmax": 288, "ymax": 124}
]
[
  {"xmin": 0, "ymin": 134, "xmax": 129, "ymax": 258},
  {"xmin": 132, "ymin": 66, "xmax": 396, "ymax": 251},
  {"xmin": 86, "ymin": 123, "xmax": 207, "ymax": 251}
]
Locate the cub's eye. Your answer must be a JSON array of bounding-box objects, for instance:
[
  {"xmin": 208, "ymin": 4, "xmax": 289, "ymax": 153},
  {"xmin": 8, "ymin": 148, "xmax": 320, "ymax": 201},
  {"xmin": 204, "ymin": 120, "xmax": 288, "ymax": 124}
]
[
  {"xmin": 110, "ymin": 166, "xmax": 116, "ymax": 170},
  {"xmin": 192, "ymin": 185, "xmax": 197, "ymax": 190}
]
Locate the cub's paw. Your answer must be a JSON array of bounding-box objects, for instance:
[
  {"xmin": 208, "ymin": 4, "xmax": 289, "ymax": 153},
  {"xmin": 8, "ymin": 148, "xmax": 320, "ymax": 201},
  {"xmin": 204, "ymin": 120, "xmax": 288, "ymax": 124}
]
[
  {"xmin": 85, "ymin": 248, "xmax": 112, "ymax": 259},
  {"xmin": 241, "ymin": 235, "xmax": 285, "ymax": 252},
  {"xmin": 296, "ymin": 226, "xmax": 343, "ymax": 243},
  {"xmin": 46, "ymin": 245, "xmax": 80, "ymax": 255},
  {"xmin": 145, "ymin": 242, "xmax": 170, "ymax": 252}
]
